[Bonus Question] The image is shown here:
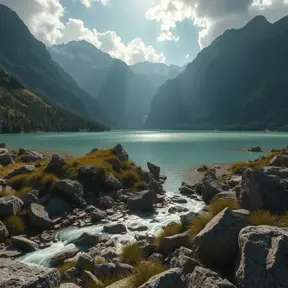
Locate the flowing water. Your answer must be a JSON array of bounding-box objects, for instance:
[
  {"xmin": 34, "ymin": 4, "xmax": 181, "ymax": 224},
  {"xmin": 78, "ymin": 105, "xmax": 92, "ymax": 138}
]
[{"xmin": 2, "ymin": 130, "xmax": 288, "ymax": 266}]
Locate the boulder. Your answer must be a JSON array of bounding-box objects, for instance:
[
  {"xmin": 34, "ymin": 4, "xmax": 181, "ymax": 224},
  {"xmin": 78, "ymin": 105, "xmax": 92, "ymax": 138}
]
[
  {"xmin": 170, "ymin": 254, "xmax": 199, "ymax": 275},
  {"xmin": 235, "ymin": 225, "xmax": 288, "ymax": 288},
  {"xmin": 23, "ymin": 192, "xmax": 39, "ymax": 208},
  {"xmin": 148, "ymin": 253, "xmax": 164, "ymax": 264},
  {"xmin": 139, "ymin": 268, "xmax": 186, "ymax": 288},
  {"xmin": 76, "ymin": 252, "xmax": 93, "ymax": 272},
  {"xmin": 82, "ymin": 270, "xmax": 103, "ymax": 288},
  {"xmin": 50, "ymin": 247, "xmax": 80, "ymax": 267},
  {"xmin": 202, "ymin": 169, "xmax": 225, "ymax": 204},
  {"xmin": 128, "ymin": 223, "xmax": 148, "ymax": 232},
  {"xmin": 28, "ymin": 203, "xmax": 51, "ymax": 228},
  {"xmin": 147, "ymin": 162, "xmax": 160, "ymax": 178},
  {"xmin": 0, "ymin": 260, "xmax": 60, "ymax": 287},
  {"xmin": 56, "ymin": 179, "xmax": 84, "ymax": 203},
  {"xmin": 98, "ymin": 195, "xmax": 114, "ymax": 209},
  {"xmin": 171, "ymin": 195, "xmax": 188, "ymax": 204},
  {"xmin": 238, "ymin": 168, "xmax": 288, "ymax": 213},
  {"xmin": 78, "ymin": 166, "xmax": 106, "ymax": 192},
  {"xmin": 105, "ymin": 174, "xmax": 123, "ymax": 190},
  {"xmin": 11, "ymin": 236, "xmax": 39, "ymax": 252},
  {"xmin": 113, "ymin": 144, "xmax": 128, "ymax": 161},
  {"xmin": 192, "ymin": 208, "xmax": 247, "ymax": 269},
  {"xmin": 212, "ymin": 191, "xmax": 237, "ymax": 201},
  {"xmin": 180, "ymin": 211, "xmax": 199, "ymax": 228},
  {"xmin": 103, "ymin": 223, "xmax": 127, "ymax": 234},
  {"xmin": 101, "ymin": 249, "xmax": 118, "ymax": 260},
  {"xmin": 18, "ymin": 149, "xmax": 43, "ymax": 162},
  {"xmin": 93, "ymin": 263, "xmax": 133, "ymax": 279},
  {"xmin": 45, "ymin": 154, "xmax": 66, "ymax": 174},
  {"xmin": 127, "ymin": 190, "xmax": 157, "ymax": 212},
  {"xmin": 188, "ymin": 266, "xmax": 236, "ymax": 288},
  {"xmin": 45, "ymin": 197, "xmax": 72, "ymax": 218},
  {"xmin": 90, "ymin": 208, "xmax": 107, "ymax": 221},
  {"xmin": 248, "ymin": 146, "xmax": 262, "ymax": 152},
  {"xmin": 179, "ymin": 185, "xmax": 195, "ymax": 196},
  {"xmin": 168, "ymin": 206, "xmax": 188, "ymax": 214},
  {"xmin": 5, "ymin": 165, "xmax": 35, "ymax": 179},
  {"xmin": 0, "ymin": 221, "xmax": 8, "ymax": 242},
  {"xmin": 161, "ymin": 231, "xmax": 190, "ymax": 253},
  {"xmin": 74, "ymin": 232, "xmax": 102, "ymax": 247},
  {"xmin": 0, "ymin": 196, "xmax": 23, "ymax": 218},
  {"xmin": 0, "ymin": 151, "xmax": 14, "ymax": 166},
  {"xmin": 61, "ymin": 267, "xmax": 76, "ymax": 283}
]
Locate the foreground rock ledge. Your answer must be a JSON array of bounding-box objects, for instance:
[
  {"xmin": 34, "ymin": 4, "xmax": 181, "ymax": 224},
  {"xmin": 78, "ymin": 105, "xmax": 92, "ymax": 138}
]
[{"xmin": 0, "ymin": 260, "xmax": 60, "ymax": 287}]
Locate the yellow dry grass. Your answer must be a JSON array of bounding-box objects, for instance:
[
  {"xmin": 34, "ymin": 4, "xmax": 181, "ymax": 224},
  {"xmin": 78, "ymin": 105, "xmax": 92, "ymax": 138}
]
[
  {"xmin": 154, "ymin": 223, "xmax": 183, "ymax": 249},
  {"xmin": 119, "ymin": 242, "xmax": 144, "ymax": 265}
]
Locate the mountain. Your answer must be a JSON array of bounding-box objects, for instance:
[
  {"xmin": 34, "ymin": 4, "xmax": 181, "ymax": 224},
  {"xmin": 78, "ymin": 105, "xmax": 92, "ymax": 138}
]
[
  {"xmin": 49, "ymin": 41, "xmax": 162, "ymax": 128},
  {"xmin": 0, "ymin": 70, "xmax": 107, "ymax": 133},
  {"xmin": 0, "ymin": 4, "xmax": 107, "ymax": 125},
  {"xmin": 145, "ymin": 15, "xmax": 288, "ymax": 131}
]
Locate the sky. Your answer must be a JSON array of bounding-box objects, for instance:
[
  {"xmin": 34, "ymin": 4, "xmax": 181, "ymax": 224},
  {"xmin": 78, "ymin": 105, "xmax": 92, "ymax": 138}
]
[{"xmin": 0, "ymin": 0, "xmax": 288, "ymax": 66}]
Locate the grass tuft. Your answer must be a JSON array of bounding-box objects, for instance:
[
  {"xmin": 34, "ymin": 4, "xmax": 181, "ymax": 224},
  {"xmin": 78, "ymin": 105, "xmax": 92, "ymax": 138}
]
[
  {"xmin": 57, "ymin": 260, "xmax": 76, "ymax": 274},
  {"xmin": 119, "ymin": 242, "xmax": 144, "ymax": 265},
  {"xmin": 15, "ymin": 187, "xmax": 33, "ymax": 199},
  {"xmin": 0, "ymin": 187, "xmax": 15, "ymax": 197},
  {"xmin": 133, "ymin": 180, "xmax": 148, "ymax": 192},
  {"xmin": 4, "ymin": 216, "xmax": 26, "ymax": 236},
  {"xmin": 94, "ymin": 256, "xmax": 106, "ymax": 264},
  {"xmin": 248, "ymin": 210, "xmax": 278, "ymax": 226},
  {"xmin": 154, "ymin": 223, "xmax": 183, "ymax": 249},
  {"xmin": 207, "ymin": 199, "xmax": 240, "ymax": 216},
  {"xmin": 127, "ymin": 261, "xmax": 166, "ymax": 288}
]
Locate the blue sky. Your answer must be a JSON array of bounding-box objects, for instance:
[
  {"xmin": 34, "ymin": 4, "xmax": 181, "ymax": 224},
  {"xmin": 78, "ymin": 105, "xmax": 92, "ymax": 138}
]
[
  {"xmin": 1, "ymin": 0, "xmax": 288, "ymax": 66},
  {"xmin": 60, "ymin": 0, "xmax": 200, "ymax": 66}
]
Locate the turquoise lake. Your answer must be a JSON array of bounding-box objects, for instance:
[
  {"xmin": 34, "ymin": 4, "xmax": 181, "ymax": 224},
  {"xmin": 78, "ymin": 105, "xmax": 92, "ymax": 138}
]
[{"xmin": 1, "ymin": 130, "xmax": 288, "ymax": 191}]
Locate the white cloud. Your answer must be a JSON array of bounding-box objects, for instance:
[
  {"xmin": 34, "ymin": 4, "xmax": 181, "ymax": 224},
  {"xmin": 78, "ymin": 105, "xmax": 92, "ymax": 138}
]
[
  {"xmin": 146, "ymin": 0, "xmax": 288, "ymax": 48},
  {"xmin": 80, "ymin": 0, "xmax": 109, "ymax": 8},
  {"xmin": 0, "ymin": 0, "xmax": 165, "ymax": 64}
]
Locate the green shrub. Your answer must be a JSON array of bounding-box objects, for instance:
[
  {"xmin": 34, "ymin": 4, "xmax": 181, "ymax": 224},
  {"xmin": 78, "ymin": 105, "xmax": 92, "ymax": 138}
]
[
  {"xmin": 119, "ymin": 242, "xmax": 144, "ymax": 265},
  {"xmin": 154, "ymin": 223, "xmax": 183, "ymax": 248},
  {"xmin": 4, "ymin": 216, "xmax": 26, "ymax": 236},
  {"xmin": 57, "ymin": 260, "xmax": 76, "ymax": 274}
]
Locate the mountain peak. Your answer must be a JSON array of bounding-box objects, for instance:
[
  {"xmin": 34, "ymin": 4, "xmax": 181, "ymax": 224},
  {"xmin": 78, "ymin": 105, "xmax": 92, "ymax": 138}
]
[{"xmin": 245, "ymin": 15, "xmax": 271, "ymax": 28}]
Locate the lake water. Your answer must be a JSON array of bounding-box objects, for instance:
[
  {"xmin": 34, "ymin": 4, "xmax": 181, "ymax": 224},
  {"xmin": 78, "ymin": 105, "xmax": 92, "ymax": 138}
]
[{"xmin": 1, "ymin": 130, "xmax": 288, "ymax": 191}]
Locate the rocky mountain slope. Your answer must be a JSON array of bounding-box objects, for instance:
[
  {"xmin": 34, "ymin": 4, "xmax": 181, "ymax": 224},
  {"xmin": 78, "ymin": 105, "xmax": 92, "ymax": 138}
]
[{"xmin": 145, "ymin": 16, "xmax": 288, "ymax": 131}]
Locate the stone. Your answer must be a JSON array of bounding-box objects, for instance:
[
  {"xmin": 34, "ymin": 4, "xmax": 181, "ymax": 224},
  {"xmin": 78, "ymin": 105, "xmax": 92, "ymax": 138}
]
[
  {"xmin": 11, "ymin": 236, "xmax": 39, "ymax": 252},
  {"xmin": 0, "ymin": 221, "xmax": 8, "ymax": 242},
  {"xmin": 170, "ymin": 254, "xmax": 198, "ymax": 275},
  {"xmin": 0, "ymin": 248, "xmax": 23, "ymax": 258},
  {"xmin": 192, "ymin": 208, "xmax": 247, "ymax": 269},
  {"xmin": 61, "ymin": 284, "xmax": 80, "ymax": 288},
  {"xmin": 179, "ymin": 185, "xmax": 195, "ymax": 196},
  {"xmin": 147, "ymin": 162, "xmax": 160, "ymax": 178},
  {"xmin": 101, "ymin": 249, "xmax": 118, "ymax": 260},
  {"xmin": 56, "ymin": 179, "xmax": 84, "ymax": 203},
  {"xmin": 235, "ymin": 225, "xmax": 288, "ymax": 288},
  {"xmin": 76, "ymin": 253, "xmax": 93, "ymax": 272},
  {"xmin": 61, "ymin": 267, "xmax": 76, "ymax": 283},
  {"xmin": 212, "ymin": 191, "xmax": 237, "ymax": 201},
  {"xmin": 188, "ymin": 266, "xmax": 236, "ymax": 288},
  {"xmin": 0, "ymin": 196, "xmax": 23, "ymax": 218},
  {"xmin": 127, "ymin": 190, "xmax": 157, "ymax": 212},
  {"xmin": 82, "ymin": 270, "xmax": 103, "ymax": 288},
  {"xmin": 161, "ymin": 231, "xmax": 190, "ymax": 253},
  {"xmin": 50, "ymin": 247, "xmax": 80, "ymax": 267},
  {"xmin": 106, "ymin": 278, "xmax": 129, "ymax": 288},
  {"xmin": 98, "ymin": 195, "xmax": 114, "ymax": 209},
  {"xmin": 74, "ymin": 232, "xmax": 102, "ymax": 247},
  {"xmin": 5, "ymin": 165, "xmax": 35, "ymax": 179},
  {"xmin": 0, "ymin": 151, "xmax": 14, "ymax": 166},
  {"xmin": 85, "ymin": 205, "xmax": 96, "ymax": 213},
  {"xmin": 18, "ymin": 148, "xmax": 43, "ymax": 162},
  {"xmin": 45, "ymin": 154, "xmax": 66, "ymax": 174},
  {"xmin": 139, "ymin": 268, "xmax": 186, "ymax": 288},
  {"xmin": 168, "ymin": 206, "xmax": 188, "ymax": 214},
  {"xmin": 148, "ymin": 253, "xmax": 164, "ymax": 264},
  {"xmin": 23, "ymin": 192, "xmax": 39, "ymax": 208},
  {"xmin": 28, "ymin": 203, "xmax": 51, "ymax": 228},
  {"xmin": 180, "ymin": 211, "xmax": 199, "ymax": 228},
  {"xmin": 248, "ymin": 146, "xmax": 262, "ymax": 152},
  {"xmin": 93, "ymin": 263, "xmax": 133, "ymax": 279},
  {"xmin": 0, "ymin": 260, "xmax": 60, "ymax": 287},
  {"xmin": 90, "ymin": 208, "xmax": 107, "ymax": 221},
  {"xmin": 171, "ymin": 195, "xmax": 188, "ymax": 204},
  {"xmin": 103, "ymin": 223, "xmax": 127, "ymax": 234},
  {"xmin": 105, "ymin": 174, "xmax": 123, "ymax": 190},
  {"xmin": 46, "ymin": 197, "xmax": 72, "ymax": 219},
  {"xmin": 113, "ymin": 144, "xmax": 128, "ymax": 161},
  {"xmin": 238, "ymin": 168, "xmax": 288, "ymax": 213},
  {"xmin": 128, "ymin": 223, "xmax": 148, "ymax": 232}
]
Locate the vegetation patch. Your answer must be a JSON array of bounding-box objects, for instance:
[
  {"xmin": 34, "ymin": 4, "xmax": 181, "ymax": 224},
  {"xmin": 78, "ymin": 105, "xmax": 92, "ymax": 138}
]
[
  {"xmin": 15, "ymin": 186, "xmax": 33, "ymax": 199},
  {"xmin": 248, "ymin": 211, "xmax": 279, "ymax": 226},
  {"xmin": 94, "ymin": 256, "xmax": 106, "ymax": 264},
  {"xmin": 57, "ymin": 260, "xmax": 76, "ymax": 274},
  {"xmin": 154, "ymin": 223, "xmax": 183, "ymax": 249},
  {"xmin": 133, "ymin": 180, "xmax": 148, "ymax": 192},
  {"xmin": 119, "ymin": 242, "xmax": 144, "ymax": 265},
  {"xmin": 4, "ymin": 216, "xmax": 26, "ymax": 236},
  {"xmin": 207, "ymin": 199, "xmax": 240, "ymax": 215}
]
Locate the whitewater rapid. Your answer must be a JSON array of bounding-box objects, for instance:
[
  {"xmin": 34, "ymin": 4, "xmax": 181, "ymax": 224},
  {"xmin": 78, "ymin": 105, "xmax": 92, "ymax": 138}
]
[{"xmin": 20, "ymin": 193, "xmax": 204, "ymax": 267}]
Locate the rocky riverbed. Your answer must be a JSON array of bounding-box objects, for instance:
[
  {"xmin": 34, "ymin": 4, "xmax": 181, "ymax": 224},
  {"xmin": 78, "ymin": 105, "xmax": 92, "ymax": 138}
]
[{"xmin": 1, "ymin": 145, "xmax": 288, "ymax": 287}]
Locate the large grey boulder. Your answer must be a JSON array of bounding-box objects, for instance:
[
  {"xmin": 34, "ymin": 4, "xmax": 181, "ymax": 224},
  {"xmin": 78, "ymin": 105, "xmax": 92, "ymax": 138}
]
[
  {"xmin": 161, "ymin": 231, "xmax": 190, "ymax": 253},
  {"xmin": 11, "ymin": 236, "xmax": 39, "ymax": 252},
  {"xmin": 170, "ymin": 253, "xmax": 198, "ymax": 275},
  {"xmin": 50, "ymin": 247, "xmax": 80, "ymax": 267},
  {"xmin": 0, "ymin": 221, "xmax": 8, "ymax": 242},
  {"xmin": 90, "ymin": 208, "xmax": 107, "ymax": 221},
  {"xmin": 269, "ymin": 154, "xmax": 288, "ymax": 167},
  {"xmin": 23, "ymin": 192, "xmax": 39, "ymax": 208},
  {"xmin": 238, "ymin": 168, "xmax": 288, "ymax": 213},
  {"xmin": 147, "ymin": 162, "xmax": 160, "ymax": 178},
  {"xmin": 82, "ymin": 270, "xmax": 103, "ymax": 288},
  {"xmin": 180, "ymin": 211, "xmax": 199, "ymax": 228},
  {"xmin": 18, "ymin": 149, "xmax": 43, "ymax": 162},
  {"xmin": 56, "ymin": 179, "xmax": 84, "ymax": 203},
  {"xmin": 45, "ymin": 154, "xmax": 65, "ymax": 174},
  {"xmin": 0, "ymin": 151, "xmax": 14, "ymax": 166},
  {"xmin": 105, "ymin": 174, "xmax": 123, "ymax": 190},
  {"xmin": 28, "ymin": 203, "xmax": 51, "ymax": 228},
  {"xmin": 45, "ymin": 196, "xmax": 72, "ymax": 218},
  {"xmin": 188, "ymin": 266, "xmax": 236, "ymax": 288},
  {"xmin": 98, "ymin": 195, "xmax": 114, "ymax": 209},
  {"xmin": 0, "ymin": 195, "xmax": 23, "ymax": 218},
  {"xmin": 113, "ymin": 144, "xmax": 128, "ymax": 161},
  {"xmin": 139, "ymin": 268, "xmax": 186, "ymax": 288},
  {"xmin": 76, "ymin": 252, "xmax": 93, "ymax": 272},
  {"xmin": 0, "ymin": 260, "xmax": 60, "ymax": 287},
  {"xmin": 192, "ymin": 208, "xmax": 247, "ymax": 269},
  {"xmin": 5, "ymin": 165, "xmax": 35, "ymax": 179},
  {"xmin": 93, "ymin": 263, "xmax": 133, "ymax": 279},
  {"xmin": 235, "ymin": 225, "xmax": 288, "ymax": 288},
  {"xmin": 74, "ymin": 232, "xmax": 102, "ymax": 247},
  {"xmin": 127, "ymin": 190, "xmax": 157, "ymax": 212},
  {"xmin": 103, "ymin": 223, "xmax": 127, "ymax": 234}
]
